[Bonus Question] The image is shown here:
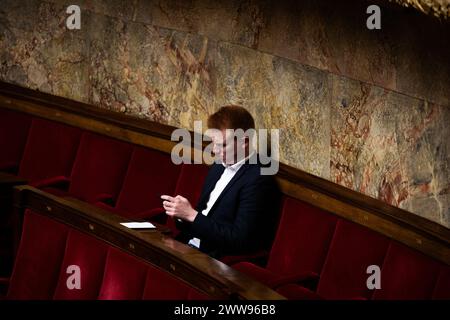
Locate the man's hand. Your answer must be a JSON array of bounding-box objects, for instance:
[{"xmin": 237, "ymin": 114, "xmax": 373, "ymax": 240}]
[{"xmin": 161, "ymin": 195, "xmax": 198, "ymax": 222}]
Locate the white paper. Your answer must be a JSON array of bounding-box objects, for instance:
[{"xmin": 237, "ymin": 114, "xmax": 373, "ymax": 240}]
[{"xmin": 120, "ymin": 222, "xmax": 156, "ymax": 229}]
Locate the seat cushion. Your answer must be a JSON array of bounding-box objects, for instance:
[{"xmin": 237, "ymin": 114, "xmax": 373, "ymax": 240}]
[
  {"xmin": 53, "ymin": 229, "xmax": 109, "ymax": 300},
  {"xmin": 8, "ymin": 210, "xmax": 69, "ymax": 299},
  {"xmin": 18, "ymin": 118, "xmax": 82, "ymax": 184},
  {"xmin": 69, "ymin": 132, "xmax": 133, "ymax": 202}
]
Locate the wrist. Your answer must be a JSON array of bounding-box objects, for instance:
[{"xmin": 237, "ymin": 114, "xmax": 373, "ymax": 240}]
[{"xmin": 188, "ymin": 208, "xmax": 198, "ymax": 222}]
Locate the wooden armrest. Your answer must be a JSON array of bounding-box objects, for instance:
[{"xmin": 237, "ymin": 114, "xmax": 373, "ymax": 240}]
[{"xmin": 0, "ymin": 172, "xmax": 27, "ymax": 187}]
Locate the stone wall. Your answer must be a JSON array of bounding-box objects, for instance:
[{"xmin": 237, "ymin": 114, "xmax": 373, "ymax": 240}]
[{"xmin": 1, "ymin": 0, "xmax": 449, "ymax": 227}]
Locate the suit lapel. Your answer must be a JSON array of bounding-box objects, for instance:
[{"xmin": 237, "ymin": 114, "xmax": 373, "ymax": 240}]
[
  {"xmin": 207, "ymin": 162, "xmax": 251, "ymax": 214},
  {"xmin": 197, "ymin": 164, "xmax": 225, "ymax": 207}
]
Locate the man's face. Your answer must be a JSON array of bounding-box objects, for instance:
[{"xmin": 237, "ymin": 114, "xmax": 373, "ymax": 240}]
[{"xmin": 210, "ymin": 129, "xmax": 246, "ymax": 165}]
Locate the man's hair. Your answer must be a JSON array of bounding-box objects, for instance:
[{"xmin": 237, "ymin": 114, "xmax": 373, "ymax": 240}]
[{"xmin": 207, "ymin": 105, "xmax": 255, "ymax": 131}]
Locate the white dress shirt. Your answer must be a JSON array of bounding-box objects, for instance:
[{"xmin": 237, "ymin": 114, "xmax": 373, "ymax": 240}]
[{"xmin": 188, "ymin": 152, "xmax": 254, "ymax": 248}]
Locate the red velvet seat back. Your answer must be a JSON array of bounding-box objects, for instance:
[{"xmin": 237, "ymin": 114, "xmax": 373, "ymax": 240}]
[
  {"xmin": 142, "ymin": 265, "xmax": 192, "ymax": 299},
  {"xmin": 7, "ymin": 210, "xmax": 69, "ymax": 299},
  {"xmin": 166, "ymin": 163, "xmax": 209, "ymax": 233},
  {"xmin": 432, "ymin": 265, "xmax": 450, "ymax": 299},
  {"xmin": 266, "ymin": 197, "xmax": 338, "ymax": 276},
  {"xmin": 187, "ymin": 288, "xmax": 213, "ymax": 300},
  {"xmin": 0, "ymin": 109, "xmax": 32, "ymax": 171},
  {"xmin": 372, "ymin": 242, "xmax": 441, "ymax": 300},
  {"xmin": 53, "ymin": 229, "xmax": 109, "ymax": 300},
  {"xmin": 115, "ymin": 146, "xmax": 181, "ymax": 216},
  {"xmin": 174, "ymin": 164, "xmax": 209, "ymax": 205},
  {"xmin": 98, "ymin": 247, "xmax": 148, "ymax": 300},
  {"xmin": 9, "ymin": 211, "xmax": 213, "ymax": 300},
  {"xmin": 316, "ymin": 219, "xmax": 390, "ymax": 300},
  {"xmin": 69, "ymin": 132, "xmax": 133, "ymax": 202},
  {"xmin": 18, "ymin": 118, "xmax": 82, "ymax": 184}
]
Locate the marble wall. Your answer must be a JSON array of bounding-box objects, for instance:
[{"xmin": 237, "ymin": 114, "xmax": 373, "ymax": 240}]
[{"xmin": 0, "ymin": 0, "xmax": 449, "ymax": 227}]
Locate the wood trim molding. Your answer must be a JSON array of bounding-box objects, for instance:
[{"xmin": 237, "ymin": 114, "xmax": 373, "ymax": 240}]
[{"xmin": 1, "ymin": 81, "xmax": 449, "ymax": 266}]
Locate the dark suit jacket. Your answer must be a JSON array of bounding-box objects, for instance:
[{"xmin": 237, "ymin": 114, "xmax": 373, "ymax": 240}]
[{"xmin": 176, "ymin": 153, "xmax": 281, "ymax": 258}]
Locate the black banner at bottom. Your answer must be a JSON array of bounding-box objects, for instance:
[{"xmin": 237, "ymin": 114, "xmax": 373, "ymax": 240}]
[{"xmin": 0, "ymin": 300, "xmax": 446, "ymax": 319}]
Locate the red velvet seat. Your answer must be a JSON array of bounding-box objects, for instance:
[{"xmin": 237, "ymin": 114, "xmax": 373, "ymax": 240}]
[
  {"xmin": 53, "ymin": 229, "xmax": 109, "ymax": 300},
  {"xmin": 98, "ymin": 247, "xmax": 149, "ymax": 300},
  {"xmin": 142, "ymin": 264, "xmax": 192, "ymax": 300},
  {"xmin": 4, "ymin": 209, "xmax": 213, "ymax": 300},
  {"xmin": 432, "ymin": 265, "xmax": 450, "ymax": 299},
  {"xmin": 232, "ymin": 197, "xmax": 338, "ymax": 288},
  {"xmin": 166, "ymin": 163, "xmax": 209, "ymax": 235},
  {"xmin": 0, "ymin": 109, "xmax": 32, "ymax": 173},
  {"xmin": 47, "ymin": 132, "xmax": 133, "ymax": 203},
  {"xmin": 174, "ymin": 163, "xmax": 210, "ymax": 207},
  {"xmin": 187, "ymin": 288, "xmax": 213, "ymax": 300},
  {"xmin": 98, "ymin": 146, "xmax": 181, "ymax": 219},
  {"xmin": 275, "ymin": 283, "xmax": 323, "ymax": 300},
  {"xmin": 7, "ymin": 210, "xmax": 69, "ymax": 299},
  {"xmin": 276, "ymin": 219, "xmax": 390, "ymax": 300},
  {"xmin": 372, "ymin": 241, "xmax": 441, "ymax": 300},
  {"xmin": 314, "ymin": 220, "xmax": 390, "ymax": 299},
  {"xmin": 18, "ymin": 118, "xmax": 82, "ymax": 188}
]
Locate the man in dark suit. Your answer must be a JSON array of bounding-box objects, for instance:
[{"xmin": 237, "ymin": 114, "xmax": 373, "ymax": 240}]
[{"xmin": 161, "ymin": 106, "xmax": 280, "ymax": 258}]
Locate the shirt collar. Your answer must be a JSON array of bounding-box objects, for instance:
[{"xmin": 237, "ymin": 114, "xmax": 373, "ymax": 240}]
[{"xmin": 222, "ymin": 151, "xmax": 256, "ymax": 172}]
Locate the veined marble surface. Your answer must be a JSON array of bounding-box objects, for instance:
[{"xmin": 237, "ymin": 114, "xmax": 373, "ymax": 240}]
[{"xmin": 0, "ymin": 0, "xmax": 449, "ymax": 227}]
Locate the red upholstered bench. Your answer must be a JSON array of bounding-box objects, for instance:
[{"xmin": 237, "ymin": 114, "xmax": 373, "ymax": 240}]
[
  {"xmin": 95, "ymin": 146, "xmax": 209, "ymax": 235},
  {"xmin": 18, "ymin": 118, "xmax": 82, "ymax": 188},
  {"xmin": 3, "ymin": 209, "xmax": 211, "ymax": 300},
  {"xmin": 275, "ymin": 218, "xmax": 450, "ymax": 300},
  {"xmin": 94, "ymin": 146, "xmax": 181, "ymax": 220},
  {"xmin": 372, "ymin": 241, "xmax": 442, "ymax": 300},
  {"xmin": 44, "ymin": 132, "xmax": 133, "ymax": 204},
  {"xmin": 279, "ymin": 219, "xmax": 390, "ymax": 300},
  {"xmin": 230, "ymin": 196, "xmax": 450, "ymax": 300},
  {"xmin": 232, "ymin": 197, "xmax": 338, "ymax": 288},
  {"xmin": 6, "ymin": 209, "xmax": 69, "ymax": 299}
]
